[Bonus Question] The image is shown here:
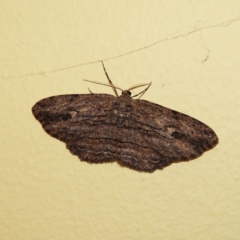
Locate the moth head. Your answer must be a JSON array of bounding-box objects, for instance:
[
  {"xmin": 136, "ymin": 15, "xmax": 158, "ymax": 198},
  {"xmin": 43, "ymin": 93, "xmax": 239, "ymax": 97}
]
[{"xmin": 122, "ymin": 90, "xmax": 132, "ymax": 96}]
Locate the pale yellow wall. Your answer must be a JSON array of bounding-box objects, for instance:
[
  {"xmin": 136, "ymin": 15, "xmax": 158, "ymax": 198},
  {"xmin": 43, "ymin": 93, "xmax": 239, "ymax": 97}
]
[{"xmin": 1, "ymin": 1, "xmax": 240, "ymax": 239}]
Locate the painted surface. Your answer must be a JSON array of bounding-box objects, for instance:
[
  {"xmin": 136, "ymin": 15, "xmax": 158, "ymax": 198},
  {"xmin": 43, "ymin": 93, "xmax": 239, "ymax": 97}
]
[{"xmin": 1, "ymin": 1, "xmax": 240, "ymax": 239}]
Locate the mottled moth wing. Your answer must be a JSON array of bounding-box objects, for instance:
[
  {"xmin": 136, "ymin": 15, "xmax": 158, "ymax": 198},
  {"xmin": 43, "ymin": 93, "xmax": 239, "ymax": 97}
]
[
  {"xmin": 32, "ymin": 94, "xmax": 118, "ymax": 163},
  {"xmin": 32, "ymin": 92, "xmax": 218, "ymax": 172},
  {"xmin": 117, "ymin": 99, "xmax": 218, "ymax": 171}
]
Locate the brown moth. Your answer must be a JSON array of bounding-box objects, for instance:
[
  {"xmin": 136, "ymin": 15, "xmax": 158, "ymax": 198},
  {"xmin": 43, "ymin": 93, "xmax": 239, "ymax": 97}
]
[{"xmin": 32, "ymin": 62, "xmax": 218, "ymax": 172}]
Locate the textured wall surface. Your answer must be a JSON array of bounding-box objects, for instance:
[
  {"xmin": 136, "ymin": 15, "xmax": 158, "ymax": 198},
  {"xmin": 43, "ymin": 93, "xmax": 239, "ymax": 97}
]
[{"xmin": 1, "ymin": 1, "xmax": 240, "ymax": 239}]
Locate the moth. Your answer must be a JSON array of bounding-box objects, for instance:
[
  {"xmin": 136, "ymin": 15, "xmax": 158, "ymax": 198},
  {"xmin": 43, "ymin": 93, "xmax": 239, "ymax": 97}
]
[{"xmin": 32, "ymin": 62, "xmax": 218, "ymax": 172}]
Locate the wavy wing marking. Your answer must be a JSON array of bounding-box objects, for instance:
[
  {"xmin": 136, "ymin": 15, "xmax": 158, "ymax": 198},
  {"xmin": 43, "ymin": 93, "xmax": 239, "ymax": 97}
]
[{"xmin": 32, "ymin": 94, "xmax": 118, "ymax": 163}]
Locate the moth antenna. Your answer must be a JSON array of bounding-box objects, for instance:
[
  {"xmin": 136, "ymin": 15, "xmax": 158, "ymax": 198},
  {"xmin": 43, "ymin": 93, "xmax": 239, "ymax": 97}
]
[
  {"xmin": 83, "ymin": 79, "xmax": 123, "ymax": 91},
  {"xmin": 131, "ymin": 82, "xmax": 152, "ymax": 99},
  {"xmin": 101, "ymin": 61, "xmax": 119, "ymax": 97},
  {"xmin": 128, "ymin": 83, "xmax": 152, "ymax": 91}
]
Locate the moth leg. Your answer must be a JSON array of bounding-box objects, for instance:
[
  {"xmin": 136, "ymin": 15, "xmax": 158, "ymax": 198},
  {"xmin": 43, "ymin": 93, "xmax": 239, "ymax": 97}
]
[
  {"xmin": 88, "ymin": 88, "xmax": 93, "ymax": 94},
  {"xmin": 101, "ymin": 61, "xmax": 119, "ymax": 97},
  {"xmin": 131, "ymin": 82, "xmax": 152, "ymax": 99}
]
